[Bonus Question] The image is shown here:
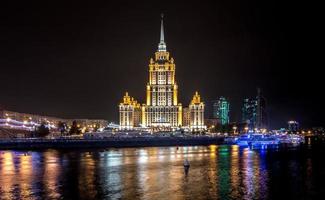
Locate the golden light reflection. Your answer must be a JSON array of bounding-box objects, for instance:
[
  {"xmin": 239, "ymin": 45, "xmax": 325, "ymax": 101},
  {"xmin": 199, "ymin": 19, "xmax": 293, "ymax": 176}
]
[
  {"xmin": 209, "ymin": 145, "xmax": 218, "ymax": 158},
  {"xmin": 1, "ymin": 151, "xmax": 14, "ymax": 172},
  {"xmin": 79, "ymin": 152, "xmax": 97, "ymax": 199},
  {"xmin": 19, "ymin": 154, "xmax": 33, "ymax": 199},
  {"xmin": 207, "ymin": 145, "xmax": 218, "ymax": 198},
  {"xmin": 0, "ymin": 146, "xmax": 275, "ymax": 199},
  {"xmin": 230, "ymin": 145, "xmax": 240, "ymax": 198},
  {"xmin": 43, "ymin": 151, "xmax": 61, "ymax": 199},
  {"xmin": 134, "ymin": 147, "xmax": 186, "ymax": 200},
  {"xmin": 0, "ymin": 151, "xmax": 15, "ymax": 200}
]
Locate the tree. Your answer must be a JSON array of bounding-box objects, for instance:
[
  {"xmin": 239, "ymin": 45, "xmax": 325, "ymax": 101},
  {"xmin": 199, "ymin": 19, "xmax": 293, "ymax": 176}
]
[
  {"xmin": 34, "ymin": 123, "xmax": 50, "ymax": 137},
  {"xmin": 58, "ymin": 121, "xmax": 67, "ymax": 136},
  {"xmin": 69, "ymin": 120, "xmax": 81, "ymax": 135},
  {"xmin": 215, "ymin": 124, "xmax": 232, "ymax": 133}
]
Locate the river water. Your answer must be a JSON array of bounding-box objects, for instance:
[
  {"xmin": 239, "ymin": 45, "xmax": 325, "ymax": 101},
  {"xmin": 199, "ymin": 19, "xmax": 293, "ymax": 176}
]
[{"xmin": 0, "ymin": 145, "xmax": 324, "ymax": 200}]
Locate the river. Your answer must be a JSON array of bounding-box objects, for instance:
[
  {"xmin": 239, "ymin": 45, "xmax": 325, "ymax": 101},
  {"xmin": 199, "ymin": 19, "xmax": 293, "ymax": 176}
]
[{"xmin": 0, "ymin": 144, "xmax": 324, "ymax": 199}]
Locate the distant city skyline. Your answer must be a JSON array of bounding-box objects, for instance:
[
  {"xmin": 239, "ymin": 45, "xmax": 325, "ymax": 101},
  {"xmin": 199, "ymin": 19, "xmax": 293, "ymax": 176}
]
[{"xmin": 0, "ymin": 1, "xmax": 321, "ymax": 129}]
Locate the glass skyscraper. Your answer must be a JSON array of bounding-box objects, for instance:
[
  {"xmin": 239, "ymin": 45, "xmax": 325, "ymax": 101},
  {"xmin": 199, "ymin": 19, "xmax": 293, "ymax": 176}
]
[
  {"xmin": 242, "ymin": 88, "xmax": 267, "ymax": 130},
  {"xmin": 212, "ymin": 97, "xmax": 230, "ymax": 125},
  {"xmin": 288, "ymin": 120, "xmax": 299, "ymax": 132},
  {"xmin": 242, "ymin": 98, "xmax": 257, "ymax": 129}
]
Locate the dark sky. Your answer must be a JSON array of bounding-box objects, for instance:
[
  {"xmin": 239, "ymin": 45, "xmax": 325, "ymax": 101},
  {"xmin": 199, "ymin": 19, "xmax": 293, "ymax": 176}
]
[{"xmin": 0, "ymin": 1, "xmax": 322, "ymax": 129}]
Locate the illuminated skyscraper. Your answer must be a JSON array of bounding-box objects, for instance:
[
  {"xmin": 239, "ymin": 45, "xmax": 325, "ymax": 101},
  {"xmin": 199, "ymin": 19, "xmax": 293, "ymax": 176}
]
[
  {"xmin": 141, "ymin": 15, "xmax": 182, "ymax": 129},
  {"xmin": 242, "ymin": 88, "xmax": 268, "ymax": 130},
  {"xmin": 212, "ymin": 97, "xmax": 230, "ymax": 125},
  {"xmin": 119, "ymin": 15, "xmax": 206, "ymax": 131},
  {"xmin": 288, "ymin": 120, "xmax": 299, "ymax": 132},
  {"xmin": 242, "ymin": 98, "xmax": 257, "ymax": 129},
  {"xmin": 256, "ymin": 88, "xmax": 267, "ymax": 129}
]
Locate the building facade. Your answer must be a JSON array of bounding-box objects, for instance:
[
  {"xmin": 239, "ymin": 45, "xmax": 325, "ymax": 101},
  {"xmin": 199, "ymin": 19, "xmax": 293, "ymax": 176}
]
[
  {"xmin": 288, "ymin": 120, "xmax": 299, "ymax": 132},
  {"xmin": 241, "ymin": 88, "xmax": 267, "ymax": 130},
  {"xmin": 141, "ymin": 17, "xmax": 182, "ymax": 129},
  {"xmin": 242, "ymin": 98, "xmax": 257, "ymax": 129},
  {"xmin": 212, "ymin": 97, "xmax": 230, "ymax": 125},
  {"xmin": 256, "ymin": 88, "xmax": 267, "ymax": 129},
  {"xmin": 118, "ymin": 15, "xmax": 205, "ymax": 132},
  {"xmin": 188, "ymin": 92, "xmax": 206, "ymax": 132},
  {"xmin": 119, "ymin": 92, "xmax": 141, "ymax": 130},
  {"xmin": 182, "ymin": 107, "xmax": 190, "ymax": 128},
  {"xmin": 0, "ymin": 109, "xmax": 108, "ymax": 138}
]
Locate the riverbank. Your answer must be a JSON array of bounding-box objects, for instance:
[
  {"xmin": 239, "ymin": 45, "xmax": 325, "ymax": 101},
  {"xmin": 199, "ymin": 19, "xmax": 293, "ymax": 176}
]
[{"xmin": 0, "ymin": 136, "xmax": 225, "ymax": 150}]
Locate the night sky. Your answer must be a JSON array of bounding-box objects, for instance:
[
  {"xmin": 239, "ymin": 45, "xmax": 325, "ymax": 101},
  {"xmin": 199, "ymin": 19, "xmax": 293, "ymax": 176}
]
[{"xmin": 0, "ymin": 1, "xmax": 321, "ymax": 129}]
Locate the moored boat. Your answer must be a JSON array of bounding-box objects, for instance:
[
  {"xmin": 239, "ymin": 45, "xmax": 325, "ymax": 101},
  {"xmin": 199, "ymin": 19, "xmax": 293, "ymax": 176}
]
[{"xmin": 236, "ymin": 133, "xmax": 280, "ymax": 148}]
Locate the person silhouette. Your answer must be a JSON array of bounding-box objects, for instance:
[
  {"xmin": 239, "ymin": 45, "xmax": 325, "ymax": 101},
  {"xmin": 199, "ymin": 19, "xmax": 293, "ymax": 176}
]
[{"xmin": 184, "ymin": 159, "xmax": 190, "ymax": 175}]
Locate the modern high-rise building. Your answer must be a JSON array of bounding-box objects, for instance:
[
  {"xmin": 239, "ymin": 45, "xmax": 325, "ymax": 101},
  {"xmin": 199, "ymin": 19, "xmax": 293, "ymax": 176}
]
[
  {"xmin": 288, "ymin": 120, "xmax": 299, "ymax": 132},
  {"xmin": 118, "ymin": 15, "xmax": 205, "ymax": 131},
  {"xmin": 256, "ymin": 88, "xmax": 267, "ymax": 129},
  {"xmin": 241, "ymin": 88, "xmax": 268, "ymax": 130},
  {"xmin": 242, "ymin": 98, "xmax": 257, "ymax": 129},
  {"xmin": 212, "ymin": 97, "xmax": 230, "ymax": 125}
]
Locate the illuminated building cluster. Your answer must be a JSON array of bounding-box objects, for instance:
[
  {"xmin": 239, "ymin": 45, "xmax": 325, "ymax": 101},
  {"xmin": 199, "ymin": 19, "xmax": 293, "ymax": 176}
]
[
  {"xmin": 119, "ymin": 15, "xmax": 206, "ymax": 132},
  {"xmin": 0, "ymin": 109, "xmax": 108, "ymax": 137},
  {"xmin": 0, "ymin": 110, "xmax": 59, "ymax": 132}
]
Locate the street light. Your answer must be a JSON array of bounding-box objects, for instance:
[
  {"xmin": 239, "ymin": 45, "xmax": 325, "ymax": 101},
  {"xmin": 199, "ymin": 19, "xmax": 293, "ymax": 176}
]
[
  {"xmin": 233, "ymin": 126, "xmax": 237, "ymax": 135},
  {"xmin": 244, "ymin": 127, "xmax": 249, "ymax": 133}
]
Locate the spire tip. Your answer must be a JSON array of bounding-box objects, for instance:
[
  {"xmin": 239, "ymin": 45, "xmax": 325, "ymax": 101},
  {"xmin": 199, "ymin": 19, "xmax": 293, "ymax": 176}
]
[{"xmin": 158, "ymin": 13, "xmax": 166, "ymax": 51}]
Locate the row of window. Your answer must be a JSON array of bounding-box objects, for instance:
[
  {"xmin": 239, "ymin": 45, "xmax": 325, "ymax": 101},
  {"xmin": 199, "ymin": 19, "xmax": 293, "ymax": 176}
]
[
  {"xmin": 152, "ymin": 92, "xmax": 173, "ymax": 106},
  {"xmin": 151, "ymin": 71, "xmax": 173, "ymax": 84},
  {"xmin": 145, "ymin": 113, "xmax": 178, "ymax": 125}
]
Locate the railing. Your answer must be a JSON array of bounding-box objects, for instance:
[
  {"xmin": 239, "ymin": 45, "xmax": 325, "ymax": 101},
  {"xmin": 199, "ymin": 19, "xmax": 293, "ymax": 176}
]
[{"xmin": 0, "ymin": 127, "xmax": 16, "ymax": 138}]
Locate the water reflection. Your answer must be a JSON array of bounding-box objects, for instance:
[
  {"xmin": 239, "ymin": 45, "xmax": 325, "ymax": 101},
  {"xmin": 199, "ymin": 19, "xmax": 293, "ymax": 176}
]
[
  {"xmin": 0, "ymin": 145, "xmax": 322, "ymax": 200},
  {"xmin": 229, "ymin": 145, "xmax": 240, "ymax": 199}
]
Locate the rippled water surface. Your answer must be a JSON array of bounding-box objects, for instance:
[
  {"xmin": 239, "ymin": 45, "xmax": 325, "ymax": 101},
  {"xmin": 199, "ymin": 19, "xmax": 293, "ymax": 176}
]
[{"xmin": 0, "ymin": 145, "xmax": 324, "ymax": 200}]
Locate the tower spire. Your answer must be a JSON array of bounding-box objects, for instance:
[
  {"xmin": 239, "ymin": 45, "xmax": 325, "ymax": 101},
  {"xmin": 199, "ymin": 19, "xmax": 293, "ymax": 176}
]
[
  {"xmin": 158, "ymin": 13, "xmax": 167, "ymax": 52},
  {"xmin": 160, "ymin": 13, "xmax": 164, "ymax": 42}
]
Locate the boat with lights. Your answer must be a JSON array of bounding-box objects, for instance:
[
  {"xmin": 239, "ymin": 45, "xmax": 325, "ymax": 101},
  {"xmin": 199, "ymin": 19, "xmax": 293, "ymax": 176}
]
[{"xmin": 236, "ymin": 133, "xmax": 280, "ymax": 148}]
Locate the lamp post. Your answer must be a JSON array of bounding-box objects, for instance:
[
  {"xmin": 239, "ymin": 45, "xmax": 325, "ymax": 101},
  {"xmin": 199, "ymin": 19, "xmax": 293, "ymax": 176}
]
[
  {"xmin": 244, "ymin": 127, "xmax": 249, "ymax": 133},
  {"xmin": 233, "ymin": 126, "xmax": 237, "ymax": 135}
]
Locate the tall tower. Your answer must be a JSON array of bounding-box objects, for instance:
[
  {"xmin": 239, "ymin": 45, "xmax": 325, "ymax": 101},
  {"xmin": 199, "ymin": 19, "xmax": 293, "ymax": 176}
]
[
  {"xmin": 242, "ymin": 88, "xmax": 267, "ymax": 130},
  {"xmin": 242, "ymin": 98, "xmax": 257, "ymax": 129},
  {"xmin": 212, "ymin": 97, "xmax": 230, "ymax": 125},
  {"xmin": 142, "ymin": 15, "xmax": 182, "ymax": 129},
  {"xmin": 118, "ymin": 14, "xmax": 206, "ymax": 132},
  {"xmin": 256, "ymin": 88, "xmax": 267, "ymax": 129}
]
